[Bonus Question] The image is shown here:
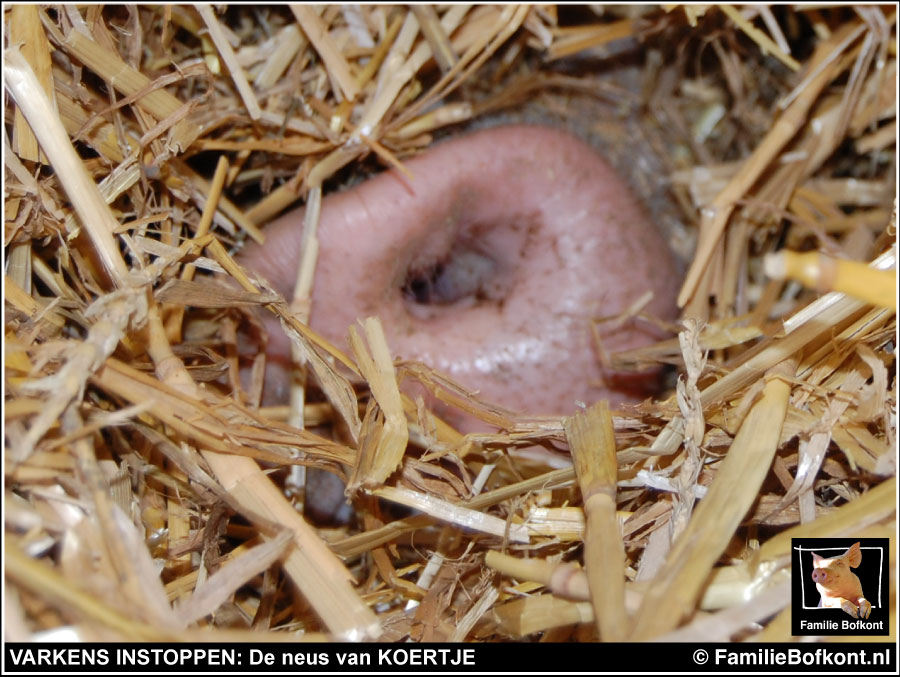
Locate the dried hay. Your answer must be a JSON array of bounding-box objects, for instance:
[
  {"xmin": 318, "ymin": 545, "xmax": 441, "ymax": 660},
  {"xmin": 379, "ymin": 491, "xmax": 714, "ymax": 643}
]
[{"xmin": 3, "ymin": 4, "xmax": 896, "ymax": 644}]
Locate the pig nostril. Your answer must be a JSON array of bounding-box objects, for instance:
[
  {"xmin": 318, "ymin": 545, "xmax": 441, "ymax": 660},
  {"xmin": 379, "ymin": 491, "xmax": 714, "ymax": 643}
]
[
  {"xmin": 403, "ymin": 267, "xmax": 442, "ymax": 304},
  {"xmin": 402, "ymin": 245, "xmax": 502, "ymax": 307}
]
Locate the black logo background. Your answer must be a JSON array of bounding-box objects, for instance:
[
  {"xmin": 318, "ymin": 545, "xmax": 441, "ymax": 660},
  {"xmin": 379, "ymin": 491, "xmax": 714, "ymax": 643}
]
[{"xmin": 791, "ymin": 537, "xmax": 890, "ymax": 636}]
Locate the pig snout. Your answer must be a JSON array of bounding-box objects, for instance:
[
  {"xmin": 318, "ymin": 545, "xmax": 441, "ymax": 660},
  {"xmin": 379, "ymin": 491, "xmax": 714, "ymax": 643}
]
[
  {"xmin": 239, "ymin": 124, "xmax": 680, "ymax": 428},
  {"xmin": 811, "ymin": 568, "xmax": 829, "ymax": 585}
]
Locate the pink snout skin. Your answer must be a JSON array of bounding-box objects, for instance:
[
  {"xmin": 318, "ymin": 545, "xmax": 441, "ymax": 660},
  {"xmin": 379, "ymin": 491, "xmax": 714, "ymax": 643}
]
[
  {"xmin": 239, "ymin": 124, "xmax": 680, "ymax": 431},
  {"xmin": 811, "ymin": 569, "xmax": 830, "ymax": 585}
]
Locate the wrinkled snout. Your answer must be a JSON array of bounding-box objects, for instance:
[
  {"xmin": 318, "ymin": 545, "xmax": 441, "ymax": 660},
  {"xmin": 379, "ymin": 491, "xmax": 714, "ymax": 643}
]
[{"xmin": 240, "ymin": 124, "xmax": 680, "ymax": 427}]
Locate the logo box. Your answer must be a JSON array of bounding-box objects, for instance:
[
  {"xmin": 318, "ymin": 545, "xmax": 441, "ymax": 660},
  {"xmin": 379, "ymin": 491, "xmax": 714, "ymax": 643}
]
[{"xmin": 791, "ymin": 537, "xmax": 890, "ymax": 637}]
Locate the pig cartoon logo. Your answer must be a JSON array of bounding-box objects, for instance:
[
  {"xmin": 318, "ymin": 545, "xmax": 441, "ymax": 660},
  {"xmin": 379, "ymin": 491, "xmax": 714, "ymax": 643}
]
[{"xmin": 810, "ymin": 542, "xmax": 871, "ymax": 619}]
